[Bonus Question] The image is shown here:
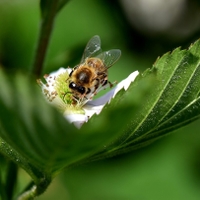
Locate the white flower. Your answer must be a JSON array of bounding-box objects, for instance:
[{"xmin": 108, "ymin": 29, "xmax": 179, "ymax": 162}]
[{"xmin": 38, "ymin": 68, "xmax": 139, "ymax": 128}]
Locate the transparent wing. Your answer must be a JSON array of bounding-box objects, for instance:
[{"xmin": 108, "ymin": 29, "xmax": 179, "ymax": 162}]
[
  {"xmin": 96, "ymin": 49, "xmax": 121, "ymax": 68},
  {"xmin": 81, "ymin": 35, "xmax": 102, "ymax": 63}
]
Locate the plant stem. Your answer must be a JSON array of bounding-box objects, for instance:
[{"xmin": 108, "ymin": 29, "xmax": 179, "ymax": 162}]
[
  {"xmin": 0, "ymin": 139, "xmax": 52, "ymax": 200},
  {"xmin": 0, "ymin": 166, "xmax": 6, "ymax": 200},
  {"xmin": 17, "ymin": 177, "xmax": 51, "ymax": 200},
  {"xmin": 5, "ymin": 161, "xmax": 18, "ymax": 200},
  {"xmin": 31, "ymin": 1, "xmax": 59, "ymax": 77},
  {"xmin": 17, "ymin": 183, "xmax": 37, "ymax": 200}
]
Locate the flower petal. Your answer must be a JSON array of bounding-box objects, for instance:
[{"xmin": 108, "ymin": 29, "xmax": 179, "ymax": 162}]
[
  {"xmin": 39, "ymin": 67, "xmax": 139, "ymax": 128},
  {"xmin": 65, "ymin": 71, "xmax": 139, "ymax": 128},
  {"xmin": 64, "ymin": 113, "xmax": 88, "ymax": 129},
  {"xmin": 87, "ymin": 70, "xmax": 139, "ymax": 106}
]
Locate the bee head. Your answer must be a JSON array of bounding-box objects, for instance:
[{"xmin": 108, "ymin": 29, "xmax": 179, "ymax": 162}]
[{"xmin": 69, "ymin": 82, "xmax": 86, "ymax": 95}]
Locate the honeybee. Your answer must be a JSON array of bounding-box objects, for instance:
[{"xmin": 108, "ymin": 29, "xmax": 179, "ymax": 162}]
[{"xmin": 67, "ymin": 35, "xmax": 121, "ymax": 104}]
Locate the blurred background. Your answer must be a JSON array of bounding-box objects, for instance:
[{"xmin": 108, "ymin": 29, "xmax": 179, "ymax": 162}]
[{"xmin": 0, "ymin": 0, "xmax": 200, "ymax": 199}]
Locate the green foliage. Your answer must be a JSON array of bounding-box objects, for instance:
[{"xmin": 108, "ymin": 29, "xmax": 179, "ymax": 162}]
[
  {"xmin": 87, "ymin": 40, "xmax": 200, "ymax": 161},
  {"xmin": 1, "ymin": 0, "xmax": 200, "ymax": 199},
  {"xmin": 0, "ymin": 69, "xmax": 139, "ymax": 175},
  {"xmin": 1, "ymin": 39, "xmax": 200, "ymax": 198}
]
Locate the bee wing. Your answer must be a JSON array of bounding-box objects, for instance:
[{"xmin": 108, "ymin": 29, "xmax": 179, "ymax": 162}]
[
  {"xmin": 81, "ymin": 35, "xmax": 102, "ymax": 63},
  {"xmin": 96, "ymin": 49, "xmax": 121, "ymax": 68}
]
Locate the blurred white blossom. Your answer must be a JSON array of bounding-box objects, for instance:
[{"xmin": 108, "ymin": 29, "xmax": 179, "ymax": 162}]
[{"xmin": 38, "ymin": 68, "xmax": 139, "ymax": 128}]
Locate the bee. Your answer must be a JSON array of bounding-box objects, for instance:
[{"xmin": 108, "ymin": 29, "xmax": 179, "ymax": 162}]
[{"xmin": 67, "ymin": 35, "xmax": 121, "ymax": 104}]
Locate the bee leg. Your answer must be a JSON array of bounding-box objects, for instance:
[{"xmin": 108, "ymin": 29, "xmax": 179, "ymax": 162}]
[
  {"xmin": 94, "ymin": 79, "xmax": 100, "ymax": 90},
  {"xmin": 102, "ymin": 80, "xmax": 107, "ymax": 86},
  {"xmin": 86, "ymin": 88, "xmax": 91, "ymax": 94},
  {"xmin": 69, "ymin": 65, "xmax": 79, "ymax": 77},
  {"xmin": 102, "ymin": 80, "xmax": 113, "ymax": 88},
  {"xmin": 109, "ymin": 80, "xmax": 117, "ymax": 88},
  {"xmin": 108, "ymin": 81, "xmax": 113, "ymax": 88},
  {"xmin": 69, "ymin": 69, "xmax": 74, "ymax": 77}
]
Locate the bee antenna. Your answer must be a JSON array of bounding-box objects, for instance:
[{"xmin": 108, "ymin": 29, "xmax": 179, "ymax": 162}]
[{"xmin": 63, "ymin": 91, "xmax": 72, "ymax": 99}]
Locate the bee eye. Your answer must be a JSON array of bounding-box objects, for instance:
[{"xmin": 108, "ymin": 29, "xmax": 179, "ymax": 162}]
[
  {"xmin": 69, "ymin": 82, "xmax": 76, "ymax": 89},
  {"xmin": 77, "ymin": 86, "xmax": 85, "ymax": 94}
]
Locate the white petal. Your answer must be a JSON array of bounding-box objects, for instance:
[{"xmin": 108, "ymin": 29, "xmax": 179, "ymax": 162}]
[
  {"xmin": 48, "ymin": 67, "xmax": 71, "ymax": 77},
  {"xmin": 73, "ymin": 71, "xmax": 139, "ymax": 125},
  {"xmin": 83, "ymin": 104, "xmax": 104, "ymax": 117},
  {"xmin": 64, "ymin": 113, "xmax": 88, "ymax": 129},
  {"xmin": 41, "ymin": 69, "xmax": 139, "ymax": 129},
  {"xmin": 86, "ymin": 71, "xmax": 139, "ymax": 106}
]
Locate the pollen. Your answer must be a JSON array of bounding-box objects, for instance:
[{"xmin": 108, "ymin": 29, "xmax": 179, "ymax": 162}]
[{"xmin": 54, "ymin": 71, "xmax": 73, "ymax": 105}]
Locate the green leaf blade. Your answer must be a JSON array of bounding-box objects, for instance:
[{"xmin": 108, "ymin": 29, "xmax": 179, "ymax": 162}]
[
  {"xmin": 0, "ymin": 69, "xmax": 141, "ymax": 175},
  {"xmin": 88, "ymin": 39, "xmax": 200, "ymax": 160},
  {"xmin": 127, "ymin": 41, "xmax": 200, "ymax": 141},
  {"xmin": 2, "ymin": 38, "xmax": 200, "ymax": 180}
]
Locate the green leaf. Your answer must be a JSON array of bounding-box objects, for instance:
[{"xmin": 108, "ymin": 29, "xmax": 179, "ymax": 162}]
[
  {"xmin": 0, "ymin": 69, "xmax": 146, "ymax": 178},
  {"xmin": 87, "ymin": 39, "xmax": 200, "ymax": 161},
  {"xmin": 1, "ymin": 38, "xmax": 200, "ymax": 192}
]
